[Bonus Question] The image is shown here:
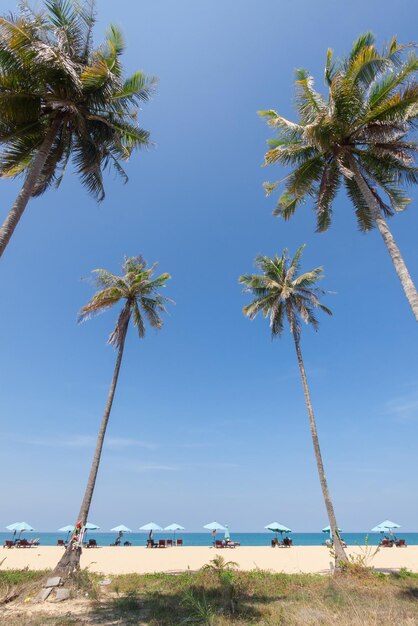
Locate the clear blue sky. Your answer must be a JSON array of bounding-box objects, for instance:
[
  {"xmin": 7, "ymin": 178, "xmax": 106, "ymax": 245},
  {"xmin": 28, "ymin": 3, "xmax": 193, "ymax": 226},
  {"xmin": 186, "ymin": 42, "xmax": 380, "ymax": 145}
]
[{"xmin": 0, "ymin": 0, "xmax": 417, "ymax": 533}]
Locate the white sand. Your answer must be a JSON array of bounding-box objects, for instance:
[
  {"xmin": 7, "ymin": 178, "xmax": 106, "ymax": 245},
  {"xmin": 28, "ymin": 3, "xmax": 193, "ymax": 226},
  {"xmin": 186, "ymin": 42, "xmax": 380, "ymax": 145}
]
[{"xmin": 1, "ymin": 545, "xmax": 417, "ymax": 574}]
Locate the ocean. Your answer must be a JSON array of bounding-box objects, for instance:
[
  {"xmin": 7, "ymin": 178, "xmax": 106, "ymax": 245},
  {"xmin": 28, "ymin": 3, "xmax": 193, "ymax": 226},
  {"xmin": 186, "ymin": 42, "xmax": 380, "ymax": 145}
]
[{"xmin": 1, "ymin": 532, "xmax": 417, "ymax": 547}]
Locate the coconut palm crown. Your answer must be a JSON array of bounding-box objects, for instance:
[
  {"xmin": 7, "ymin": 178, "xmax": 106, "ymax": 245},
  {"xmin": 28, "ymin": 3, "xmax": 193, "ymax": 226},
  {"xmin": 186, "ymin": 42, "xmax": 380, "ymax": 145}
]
[
  {"xmin": 239, "ymin": 245, "xmax": 331, "ymax": 339},
  {"xmin": 259, "ymin": 33, "xmax": 418, "ymax": 320},
  {"xmin": 79, "ymin": 256, "xmax": 171, "ymax": 346},
  {"xmin": 259, "ymin": 33, "xmax": 418, "ymax": 231},
  {"xmin": 0, "ymin": 0, "xmax": 156, "ymax": 258}
]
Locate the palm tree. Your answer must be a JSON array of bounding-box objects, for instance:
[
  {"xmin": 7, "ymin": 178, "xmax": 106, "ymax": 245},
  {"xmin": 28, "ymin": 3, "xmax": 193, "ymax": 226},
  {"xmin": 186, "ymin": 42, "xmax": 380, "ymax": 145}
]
[
  {"xmin": 54, "ymin": 256, "xmax": 171, "ymax": 576},
  {"xmin": 259, "ymin": 33, "xmax": 418, "ymax": 320},
  {"xmin": 239, "ymin": 245, "xmax": 347, "ymax": 563},
  {"xmin": 0, "ymin": 0, "xmax": 155, "ymax": 258}
]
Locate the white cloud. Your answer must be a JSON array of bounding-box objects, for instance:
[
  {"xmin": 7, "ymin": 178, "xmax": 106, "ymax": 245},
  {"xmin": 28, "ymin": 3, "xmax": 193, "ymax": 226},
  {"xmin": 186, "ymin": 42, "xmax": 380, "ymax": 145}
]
[
  {"xmin": 385, "ymin": 393, "xmax": 418, "ymax": 422},
  {"xmin": 0, "ymin": 433, "xmax": 156, "ymax": 450}
]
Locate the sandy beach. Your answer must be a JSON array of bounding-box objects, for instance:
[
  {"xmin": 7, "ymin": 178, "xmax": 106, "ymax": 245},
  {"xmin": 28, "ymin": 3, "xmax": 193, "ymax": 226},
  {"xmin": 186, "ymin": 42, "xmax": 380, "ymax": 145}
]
[{"xmin": 1, "ymin": 545, "xmax": 417, "ymax": 575}]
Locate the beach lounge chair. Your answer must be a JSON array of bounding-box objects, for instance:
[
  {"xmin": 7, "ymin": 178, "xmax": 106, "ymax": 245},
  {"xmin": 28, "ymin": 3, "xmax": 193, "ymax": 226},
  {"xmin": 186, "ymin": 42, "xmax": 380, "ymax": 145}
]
[
  {"xmin": 3, "ymin": 540, "xmax": 14, "ymax": 549},
  {"xmin": 176, "ymin": 539, "xmax": 183, "ymax": 546},
  {"xmin": 380, "ymin": 538, "xmax": 393, "ymax": 547},
  {"xmin": 57, "ymin": 539, "xmax": 65, "ymax": 546},
  {"xmin": 215, "ymin": 540, "xmax": 224, "ymax": 548},
  {"xmin": 87, "ymin": 539, "xmax": 97, "ymax": 548},
  {"xmin": 158, "ymin": 539, "xmax": 166, "ymax": 548},
  {"xmin": 16, "ymin": 539, "xmax": 31, "ymax": 548},
  {"xmin": 29, "ymin": 538, "xmax": 40, "ymax": 546},
  {"xmin": 146, "ymin": 539, "xmax": 155, "ymax": 548},
  {"xmin": 167, "ymin": 539, "xmax": 173, "ymax": 547},
  {"xmin": 395, "ymin": 539, "xmax": 407, "ymax": 547},
  {"xmin": 271, "ymin": 538, "xmax": 278, "ymax": 547}
]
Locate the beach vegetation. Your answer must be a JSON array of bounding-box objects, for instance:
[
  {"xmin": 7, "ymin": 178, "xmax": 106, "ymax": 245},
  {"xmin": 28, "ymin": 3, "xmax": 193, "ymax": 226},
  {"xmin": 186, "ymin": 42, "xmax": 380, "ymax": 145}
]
[
  {"xmin": 202, "ymin": 555, "xmax": 239, "ymax": 573},
  {"xmin": 259, "ymin": 33, "xmax": 418, "ymax": 320},
  {"xmin": 181, "ymin": 589, "xmax": 216, "ymax": 625},
  {"xmin": 0, "ymin": 0, "xmax": 156, "ymax": 258},
  {"xmin": 4, "ymin": 568, "xmax": 418, "ymax": 624},
  {"xmin": 239, "ymin": 246, "xmax": 347, "ymax": 564},
  {"xmin": 54, "ymin": 256, "xmax": 171, "ymax": 577}
]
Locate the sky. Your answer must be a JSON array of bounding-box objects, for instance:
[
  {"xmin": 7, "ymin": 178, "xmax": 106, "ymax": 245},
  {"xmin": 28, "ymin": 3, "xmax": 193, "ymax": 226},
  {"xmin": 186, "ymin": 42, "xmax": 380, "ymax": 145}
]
[{"xmin": 0, "ymin": 0, "xmax": 417, "ymax": 533}]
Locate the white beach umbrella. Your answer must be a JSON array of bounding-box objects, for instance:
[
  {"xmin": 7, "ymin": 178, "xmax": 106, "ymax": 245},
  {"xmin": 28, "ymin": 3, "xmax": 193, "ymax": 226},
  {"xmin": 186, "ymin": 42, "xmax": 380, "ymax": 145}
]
[{"xmin": 85, "ymin": 522, "xmax": 100, "ymax": 530}]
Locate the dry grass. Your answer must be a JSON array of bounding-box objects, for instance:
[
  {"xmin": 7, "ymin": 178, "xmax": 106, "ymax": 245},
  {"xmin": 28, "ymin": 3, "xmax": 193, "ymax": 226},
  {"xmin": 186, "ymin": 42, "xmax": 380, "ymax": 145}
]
[{"xmin": 2, "ymin": 567, "xmax": 418, "ymax": 625}]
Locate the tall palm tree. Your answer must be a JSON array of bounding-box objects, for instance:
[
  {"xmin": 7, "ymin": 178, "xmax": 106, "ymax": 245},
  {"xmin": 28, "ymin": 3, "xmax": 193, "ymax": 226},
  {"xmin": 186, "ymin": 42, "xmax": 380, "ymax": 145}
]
[
  {"xmin": 239, "ymin": 245, "xmax": 347, "ymax": 563},
  {"xmin": 259, "ymin": 33, "xmax": 418, "ymax": 320},
  {"xmin": 55, "ymin": 256, "xmax": 171, "ymax": 576},
  {"xmin": 0, "ymin": 0, "xmax": 156, "ymax": 258}
]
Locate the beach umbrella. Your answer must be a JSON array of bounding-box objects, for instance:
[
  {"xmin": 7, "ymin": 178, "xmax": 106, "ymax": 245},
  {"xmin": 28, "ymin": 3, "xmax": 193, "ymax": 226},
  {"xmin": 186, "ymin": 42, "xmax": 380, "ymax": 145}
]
[
  {"xmin": 140, "ymin": 522, "xmax": 163, "ymax": 531},
  {"xmin": 265, "ymin": 522, "xmax": 291, "ymax": 539},
  {"xmin": 6, "ymin": 522, "xmax": 34, "ymax": 532},
  {"xmin": 203, "ymin": 521, "xmax": 227, "ymax": 531},
  {"xmin": 224, "ymin": 525, "xmax": 230, "ymax": 541},
  {"xmin": 140, "ymin": 522, "xmax": 162, "ymax": 541},
  {"xmin": 85, "ymin": 522, "xmax": 100, "ymax": 530},
  {"xmin": 321, "ymin": 525, "xmax": 342, "ymax": 533},
  {"xmin": 371, "ymin": 520, "xmax": 400, "ymax": 533},
  {"xmin": 322, "ymin": 525, "xmax": 342, "ymax": 541},
  {"xmin": 110, "ymin": 525, "xmax": 132, "ymax": 533},
  {"xmin": 58, "ymin": 525, "xmax": 74, "ymax": 542},
  {"xmin": 165, "ymin": 523, "xmax": 184, "ymax": 542},
  {"xmin": 203, "ymin": 521, "xmax": 226, "ymax": 544},
  {"xmin": 6, "ymin": 521, "xmax": 34, "ymax": 540}
]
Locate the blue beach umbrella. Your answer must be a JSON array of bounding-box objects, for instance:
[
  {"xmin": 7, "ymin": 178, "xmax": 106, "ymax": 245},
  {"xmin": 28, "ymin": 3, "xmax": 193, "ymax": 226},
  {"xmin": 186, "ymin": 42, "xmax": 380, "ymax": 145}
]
[
  {"xmin": 322, "ymin": 525, "xmax": 342, "ymax": 541},
  {"xmin": 140, "ymin": 522, "xmax": 162, "ymax": 542},
  {"xmin": 265, "ymin": 522, "xmax": 291, "ymax": 538},
  {"xmin": 204, "ymin": 521, "xmax": 226, "ymax": 544},
  {"xmin": 140, "ymin": 522, "xmax": 163, "ymax": 531},
  {"xmin": 85, "ymin": 522, "xmax": 100, "ymax": 530},
  {"xmin": 58, "ymin": 525, "xmax": 74, "ymax": 542},
  {"xmin": 110, "ymin": 525, "xmax": 132, "ymax": 533},
  {"xmin": 6, "ymin": 521, "xmax": 34, "ymax": 540},
  {"xmin": 371, "ymin": 520, "xmax": 400, "ymax": 533},
  {"xmin": 6, "ymin": 522, "xmax": 34, "ymax": 532},
  {"xmin": 204, "ymin": 522, "xmax": 227, "ymax": 531},
  {"xmin": 164, "ymin": 523, "xmax": 185, "ymax": 542},
  {"xmin": 224, "ymin": 525, "xmax": 230, "ymax": 541}
]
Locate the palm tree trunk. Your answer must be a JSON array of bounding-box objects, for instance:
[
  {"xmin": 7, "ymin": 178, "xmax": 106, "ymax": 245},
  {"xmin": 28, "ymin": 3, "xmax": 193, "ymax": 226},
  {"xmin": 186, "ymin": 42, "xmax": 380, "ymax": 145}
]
[
  {"xmin": 0, "ymin": 117, "xmax": 62, "ymax": 259},
  {"xmin": 292, "ymin": 328, "xmax": 347, "ymax": 564},
  {"xmin": 348, "ymin": 156, "xmax": 418, "ymax": 322},
  {"xmin": 53, "ymin": 313, "xmax": 130, "ymax": 577}
]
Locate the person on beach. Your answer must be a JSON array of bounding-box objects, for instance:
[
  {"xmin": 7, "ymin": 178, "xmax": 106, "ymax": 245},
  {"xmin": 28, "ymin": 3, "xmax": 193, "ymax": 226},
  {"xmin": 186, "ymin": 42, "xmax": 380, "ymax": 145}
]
[{"xmin": 115, "ymin": 531, "xmax": 123, "ymax": 546}]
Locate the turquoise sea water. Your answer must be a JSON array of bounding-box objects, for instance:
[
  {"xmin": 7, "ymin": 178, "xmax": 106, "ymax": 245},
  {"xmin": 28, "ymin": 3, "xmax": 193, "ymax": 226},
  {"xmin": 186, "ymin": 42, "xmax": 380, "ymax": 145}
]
[{"xmin": 1, "ymin": 532, "xmax": 417, "ymax": 547}]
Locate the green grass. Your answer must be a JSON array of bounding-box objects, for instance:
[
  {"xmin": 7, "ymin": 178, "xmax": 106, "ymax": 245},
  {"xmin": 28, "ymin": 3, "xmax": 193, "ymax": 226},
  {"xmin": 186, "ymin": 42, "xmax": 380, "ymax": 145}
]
[{"xmin": 3, "ymin": 568, "xmax": 418, "ymax": 625}]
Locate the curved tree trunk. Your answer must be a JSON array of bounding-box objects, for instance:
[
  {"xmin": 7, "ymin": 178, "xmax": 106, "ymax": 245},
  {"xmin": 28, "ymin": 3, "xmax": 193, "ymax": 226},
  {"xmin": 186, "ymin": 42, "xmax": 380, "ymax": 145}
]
[
  {"xmin": 0, "ymin": 117, "xmax": 62, "ymax": 259},
  {"xmin": 292, "ymin": 329, "xmax": 347, "ymax": 564},
  {"xmin": 348, "ymin": 157, "xmax": 418, "ymax": 322},
  {"xmin": 54, "ymin": 313, "xmax": 130, "ymax": 578}
]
